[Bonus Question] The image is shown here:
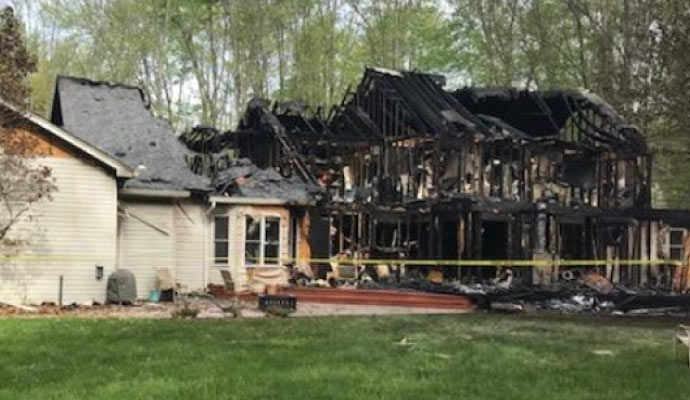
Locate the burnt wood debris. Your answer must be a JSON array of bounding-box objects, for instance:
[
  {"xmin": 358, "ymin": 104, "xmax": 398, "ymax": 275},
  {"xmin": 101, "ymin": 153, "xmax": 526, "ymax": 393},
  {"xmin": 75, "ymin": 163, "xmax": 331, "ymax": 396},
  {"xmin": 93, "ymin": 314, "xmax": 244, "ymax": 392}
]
[{"xmin": 179, "ymin": 67, "xmax": 690, "ymax": 307}]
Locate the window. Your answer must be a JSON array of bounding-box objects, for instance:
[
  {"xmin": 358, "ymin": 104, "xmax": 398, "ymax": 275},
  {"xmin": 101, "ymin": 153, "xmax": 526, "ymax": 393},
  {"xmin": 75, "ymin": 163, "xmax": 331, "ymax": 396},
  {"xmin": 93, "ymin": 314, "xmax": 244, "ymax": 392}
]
[
  {"xmin": 244, "ymin": 216, "xmax": 281, "ymax": 266},
  {"xmin": 245, "ymin": 216, "xmax": 261, "ymax": 265},
  {"xmin": 669, "ymin": 228, "xmax": 686, "ymax": 260},
  {"xmin": 214, "ymin": 216, "xmax": 229, "ymax": 264}
]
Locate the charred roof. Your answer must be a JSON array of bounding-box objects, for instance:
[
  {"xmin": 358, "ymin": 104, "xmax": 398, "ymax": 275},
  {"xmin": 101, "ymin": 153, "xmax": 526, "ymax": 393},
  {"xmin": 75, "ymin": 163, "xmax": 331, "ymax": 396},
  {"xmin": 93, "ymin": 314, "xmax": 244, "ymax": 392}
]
[
  {"xmin": 322, "ymin": 67, "xmax": 649, "ymax": 154},
  {"xmin": 213, "ymin": 158, "xmax": 324, "ymax": 204},
  {"xmin": 453, "ymin": 87, "xmax": 648, "ymax": 153}
]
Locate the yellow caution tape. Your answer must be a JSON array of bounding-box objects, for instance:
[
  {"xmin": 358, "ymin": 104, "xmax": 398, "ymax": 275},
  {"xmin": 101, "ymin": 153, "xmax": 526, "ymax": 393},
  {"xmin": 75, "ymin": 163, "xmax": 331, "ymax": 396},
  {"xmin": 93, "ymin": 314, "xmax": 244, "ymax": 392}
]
[
  {"xmin": 260, "ymin": 256, "xmax": 685, "ymax": 268},
  {"xmin": 1, "ymin": 254, "xmax": 684, "ymax": 267}
]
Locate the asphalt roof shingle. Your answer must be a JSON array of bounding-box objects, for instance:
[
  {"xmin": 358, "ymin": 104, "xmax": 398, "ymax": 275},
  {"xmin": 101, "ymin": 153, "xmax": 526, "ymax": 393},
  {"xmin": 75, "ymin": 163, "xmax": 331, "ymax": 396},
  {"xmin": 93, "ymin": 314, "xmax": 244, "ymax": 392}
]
[{"xmin": 52, "ymin": 76, "xmax": 210, "ymax": 191}]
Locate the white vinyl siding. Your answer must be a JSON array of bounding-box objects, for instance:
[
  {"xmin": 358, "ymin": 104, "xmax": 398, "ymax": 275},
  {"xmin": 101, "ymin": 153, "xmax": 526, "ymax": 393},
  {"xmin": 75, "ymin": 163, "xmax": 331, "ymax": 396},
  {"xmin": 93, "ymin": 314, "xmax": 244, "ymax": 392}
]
[
  {"xmin": 117, "ymin": 199, "xmax": 208, "ymax": 298},
  {"xmin": 117, "ymin": 200, "xmax": 174, "ymax": 298},
  {"xmin": 0, "ymin": 157, "xmax": 117, "ymax": 304},
  {"xmin": 173, "ymin": 200, "xmax": 207, "ymax": 291}
]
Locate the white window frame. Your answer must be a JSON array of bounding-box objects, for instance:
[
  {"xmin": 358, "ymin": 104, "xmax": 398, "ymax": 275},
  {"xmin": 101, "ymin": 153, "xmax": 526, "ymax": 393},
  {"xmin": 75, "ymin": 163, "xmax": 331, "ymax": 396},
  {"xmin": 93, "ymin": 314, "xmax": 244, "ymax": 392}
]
[{"xmin": 243, "ymin": 215, "xmax": 281, "ymax": 267}]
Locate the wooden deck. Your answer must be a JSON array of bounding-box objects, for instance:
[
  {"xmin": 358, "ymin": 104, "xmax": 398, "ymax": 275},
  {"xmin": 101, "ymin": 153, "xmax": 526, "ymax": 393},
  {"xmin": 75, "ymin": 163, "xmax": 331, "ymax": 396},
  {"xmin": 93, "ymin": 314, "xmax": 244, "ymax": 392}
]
[{"xmin": 279, "ymin": 288, "xmax": 473, "ymax": 310}]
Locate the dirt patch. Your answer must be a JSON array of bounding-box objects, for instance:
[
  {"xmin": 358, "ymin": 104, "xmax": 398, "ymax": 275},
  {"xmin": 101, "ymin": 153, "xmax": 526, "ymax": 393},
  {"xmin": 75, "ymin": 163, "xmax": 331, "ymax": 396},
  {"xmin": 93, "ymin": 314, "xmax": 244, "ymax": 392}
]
[
  {"xmin": 292, "ymin": 302, "xmax": 471, "ymax": 317},
  {"xmin": 0, "ymin": 299, "xmax": 472, "ymax": 319}
]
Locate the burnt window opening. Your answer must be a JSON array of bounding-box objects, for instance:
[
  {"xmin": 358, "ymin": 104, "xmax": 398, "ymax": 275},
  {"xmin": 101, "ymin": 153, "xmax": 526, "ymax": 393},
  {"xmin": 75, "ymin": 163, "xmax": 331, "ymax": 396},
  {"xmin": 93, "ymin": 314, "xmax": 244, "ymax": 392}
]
[
  {"xmin": 669, "ymin": 228, "xmax": 686, "ymax": 260},
  {"xmin": 559, "ymin": 223, "xmax": 585, "ymax": 260}
]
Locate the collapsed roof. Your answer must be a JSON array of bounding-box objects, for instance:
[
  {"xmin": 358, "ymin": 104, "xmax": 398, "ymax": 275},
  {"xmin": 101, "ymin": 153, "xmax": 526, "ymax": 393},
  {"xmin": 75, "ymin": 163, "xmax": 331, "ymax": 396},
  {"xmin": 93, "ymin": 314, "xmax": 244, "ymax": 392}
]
[
  {"xmin": 453, "ymin": 86, "xmax": 648, "ymax": 153},
  {"xmin": 50, "ymin": 67, "xmax": 647, "ymax": 204},
  {"xmin": 228, "ymin": 67, "xmax": 649, "ymax": 157},
  {"xmin": 50, "ymin": 76, "xmax": 209, "ymax": 191},
  {"xmin": 213, "ymin": 158, "xmax": 323, "ymax": 204},
  {"xmin": 334, "ymin": 67, "xmax": 490, "ymax": 139},
  {"xmin": 50, "ymin": 76, "xmax": 321, "ymax": 202}
]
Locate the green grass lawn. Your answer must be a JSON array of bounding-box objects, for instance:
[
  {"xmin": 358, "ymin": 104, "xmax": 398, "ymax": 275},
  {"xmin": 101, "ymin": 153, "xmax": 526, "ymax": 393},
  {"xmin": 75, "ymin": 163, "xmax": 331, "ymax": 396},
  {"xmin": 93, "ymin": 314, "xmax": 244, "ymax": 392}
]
[{"xmin": 0, "ymin": 314, "xmax": 689, "ymax": 400}]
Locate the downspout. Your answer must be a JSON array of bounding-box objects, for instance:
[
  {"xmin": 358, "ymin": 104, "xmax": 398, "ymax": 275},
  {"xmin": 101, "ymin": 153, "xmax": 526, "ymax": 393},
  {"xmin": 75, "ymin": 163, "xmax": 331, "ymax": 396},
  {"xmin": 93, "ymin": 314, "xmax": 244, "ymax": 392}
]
[
  {"xmin": 206, "ymin": 199, "xmax": 217, "ymax": 216},
  {"xmin": 203, "ymin": 198, "xmax": 217, "ymax": 287}
]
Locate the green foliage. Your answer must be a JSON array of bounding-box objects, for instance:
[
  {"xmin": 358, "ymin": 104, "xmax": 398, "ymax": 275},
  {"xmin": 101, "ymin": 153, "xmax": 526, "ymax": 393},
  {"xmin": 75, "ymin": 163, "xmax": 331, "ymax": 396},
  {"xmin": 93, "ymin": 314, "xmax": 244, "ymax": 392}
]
[
  {"xmin": 0, "ymin": 6, "xmax": 36, "ymax": 106},
  {"xmin": 0, "ymin": 6, "xmax": 57, "ymax": 246}
]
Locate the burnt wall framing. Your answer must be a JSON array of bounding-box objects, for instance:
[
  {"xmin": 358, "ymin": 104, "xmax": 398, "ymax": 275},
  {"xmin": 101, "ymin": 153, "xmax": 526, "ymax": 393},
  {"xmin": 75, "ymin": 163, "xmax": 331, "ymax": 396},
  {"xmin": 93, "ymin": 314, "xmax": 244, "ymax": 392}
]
[{"xmin": 181, "ymin": 67, "xmax": 686, "ymax": 289}]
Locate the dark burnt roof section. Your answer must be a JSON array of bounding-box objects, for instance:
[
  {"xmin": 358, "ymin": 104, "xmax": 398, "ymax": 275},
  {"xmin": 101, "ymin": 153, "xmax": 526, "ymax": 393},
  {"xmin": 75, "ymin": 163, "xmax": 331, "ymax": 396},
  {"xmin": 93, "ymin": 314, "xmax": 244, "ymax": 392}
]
[
  {"xmin": 453, "ymin": 87, "xmax": 648, "ymax": 153},
  {"xmin": 215, "ymin": 67, "xmax": 652, "ymax": 194},
  {"xmin": 230, "ymin": 66, "xmax": 651, "ymax": 151},
  {"xmin": 318, "ymin": 68, "xmax": 649, "ymax": 153},
  {"xmin": 337, "ymin": 67, "xmax": 492, "ymax": 140},
  {"xmin": 180, "ymin": 125, "xmax": 235, "ymax": 154},
  {"xmin": 51, "ymin": 75, "xmax": 210, "ymax": 191},
  {"xmin": 236, "ymin": 98, "xmax": 318, "ymax": 185},
  {"xmin": 213, "ymin": 158, "xmax": 324, "ymax": 204}
]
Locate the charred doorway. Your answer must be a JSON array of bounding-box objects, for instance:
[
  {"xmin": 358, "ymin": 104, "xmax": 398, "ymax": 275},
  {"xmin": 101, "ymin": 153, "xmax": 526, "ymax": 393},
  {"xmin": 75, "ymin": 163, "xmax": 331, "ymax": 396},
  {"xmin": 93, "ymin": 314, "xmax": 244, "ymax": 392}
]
[
  {"xmin": 441, "ymin": 219, "xmax": 459, "ymax": 260},
  {"xmin": 480, "ymin": 219, "xmax": 509, "ymax": 279},
  {"xmin": 559, "ymin": 222, "xmax": 585, "ymax": 260},
  {"xmin": 309, "ymin": 212, "xmax": 331, "ymax": 279},
  {"xmin": 440, "ymin": 217, "xmax": 460, "ymax": 279}
]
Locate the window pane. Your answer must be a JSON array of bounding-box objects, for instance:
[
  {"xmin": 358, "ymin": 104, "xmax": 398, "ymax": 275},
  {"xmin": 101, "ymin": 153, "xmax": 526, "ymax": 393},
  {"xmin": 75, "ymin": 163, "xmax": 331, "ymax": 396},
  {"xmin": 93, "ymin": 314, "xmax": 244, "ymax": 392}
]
[
  {"xmin": 671, "ymin": 247, "xmax": 683, "ymax": 260},
  {"xmin": 265, "ymin": 217, "xmax": 280, "ymax": 242},
  {"xmin": 245, "ymin": 242, "xmax": 260, "ymax": 265},
  {"xmin": 214, "ymin": 216, "xmax": 228, "ymax": 240},
  {"xmin": 671, "ymin": 229, "xmax": 684, "ymax": 245},
  {"xmin": 264, "ymin": 243, "xmax": 279, "ymax": 264},
  {"xmin": 245, "ymin": 216, "xmax": 260, "ymax": 241},
  {"xmin": 215, "ymin": 242, "xmax": 228, "ymax": 264}
]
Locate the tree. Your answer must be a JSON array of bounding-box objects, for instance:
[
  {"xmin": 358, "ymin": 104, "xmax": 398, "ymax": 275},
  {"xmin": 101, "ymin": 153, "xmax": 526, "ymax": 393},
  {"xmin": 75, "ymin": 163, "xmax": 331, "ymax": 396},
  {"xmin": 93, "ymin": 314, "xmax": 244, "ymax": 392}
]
[
  {"xmin": 0, "ymin": 6, "xmax": 56, "ymax": 246},
  {"xmin": 0, "ymin": 6, "xmax": 35, "ymax": 107}
]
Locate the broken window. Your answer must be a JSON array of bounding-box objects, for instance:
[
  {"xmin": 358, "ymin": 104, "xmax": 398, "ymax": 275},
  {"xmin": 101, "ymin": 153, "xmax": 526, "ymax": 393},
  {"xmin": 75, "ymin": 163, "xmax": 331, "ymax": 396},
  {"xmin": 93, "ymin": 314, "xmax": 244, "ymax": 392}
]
[
  {"xmin": 244, "ymin": 215, "xmax": 281, "ymax": 266},
  {"xmin": 214, "ymin": 216, "xmax": 229, "ymax": 264},
  {"xmin": 669, "ymin": 228, "xmax": 686, "ymax": 260}
]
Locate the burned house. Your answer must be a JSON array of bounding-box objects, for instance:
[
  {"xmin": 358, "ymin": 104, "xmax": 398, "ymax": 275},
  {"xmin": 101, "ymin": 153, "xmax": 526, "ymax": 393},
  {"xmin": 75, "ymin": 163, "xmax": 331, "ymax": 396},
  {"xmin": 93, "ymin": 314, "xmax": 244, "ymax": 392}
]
[
  {"xmin": 3, "ymin": 67, "xmax": 689, "ymax": 306},
  {"xmin": 191, "ymin": 67, "xmax": 690, "ymax": 288}
]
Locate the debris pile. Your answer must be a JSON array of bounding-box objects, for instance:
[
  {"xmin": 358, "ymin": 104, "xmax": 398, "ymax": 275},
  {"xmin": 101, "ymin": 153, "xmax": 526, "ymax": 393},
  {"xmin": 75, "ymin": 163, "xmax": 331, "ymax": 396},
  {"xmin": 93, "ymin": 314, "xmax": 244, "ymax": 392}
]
[
  {"xmin": 286, "ymin": 265, "xmax": 690, "ymax": 316},
  {"xmin": 213, "ymin": 158, "xmax": 324, "ymax": 204}
]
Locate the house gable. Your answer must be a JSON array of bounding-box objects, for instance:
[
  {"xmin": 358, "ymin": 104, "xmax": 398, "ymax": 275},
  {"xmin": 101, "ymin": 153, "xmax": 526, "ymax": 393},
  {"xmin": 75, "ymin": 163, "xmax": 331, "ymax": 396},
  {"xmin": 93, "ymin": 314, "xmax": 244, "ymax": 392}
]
[{"xmin": 0, "ymin": 99, "xmax": 135, "ymax": 178}]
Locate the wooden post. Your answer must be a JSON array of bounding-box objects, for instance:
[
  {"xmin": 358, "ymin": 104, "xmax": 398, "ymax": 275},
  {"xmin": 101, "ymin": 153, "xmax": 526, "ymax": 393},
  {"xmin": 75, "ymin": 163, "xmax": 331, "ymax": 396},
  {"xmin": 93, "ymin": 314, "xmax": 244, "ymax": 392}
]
[
  {"xmin": 436, "ymin": 215, "xmax": 443, "ymax": 259},
  {"xmin": 627, "ymin": 226, "xmax": 635, "ymax": 284},
  {"xmin": 457, "ymin": 217, "xmax": 465, "ymax": 280},
  {"xmin": 640, "ymin": 221, "xmax": 649, "ymax": 286},
  {"xmin": 613, "ymin": 247, "xmax": 621, "ymax": 284},
  {"xmin": 466, "ymin": 212, "xmax": 473, "ymax": 260},
  {"xmin": 606, "ymin": 246, "xmax": 614, "ymax": 281},
  {"xmin": 549, "ymin": 216, "xmax": 558, "ymax": 284},
  {"xmin": 533, "ymin": 252, "xmax": 550, "ymax": 286},
  {"xmin": 650, "ymin": 221, "xmax": 659, "ymax": 282}
]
